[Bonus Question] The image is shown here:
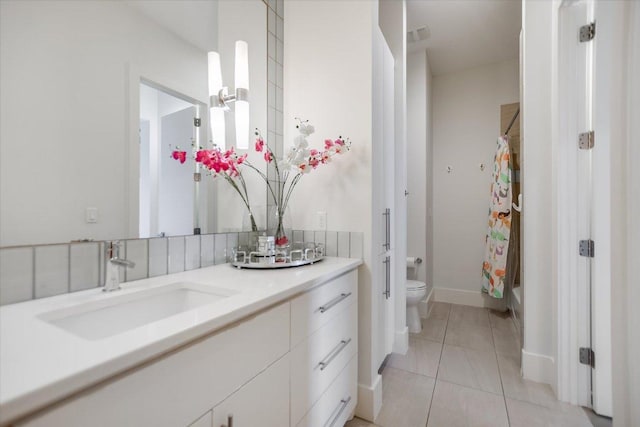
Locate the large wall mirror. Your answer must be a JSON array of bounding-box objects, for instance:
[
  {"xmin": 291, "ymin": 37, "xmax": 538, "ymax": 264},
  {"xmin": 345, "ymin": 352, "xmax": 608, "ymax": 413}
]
[{"xmin": 0, "ymin": 0, "xmax": 269, "ymax": 247}]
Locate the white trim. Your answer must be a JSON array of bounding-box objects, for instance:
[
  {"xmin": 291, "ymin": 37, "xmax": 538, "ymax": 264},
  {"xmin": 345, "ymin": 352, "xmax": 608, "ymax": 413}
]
[
  {"xmin": 433, "ymin": 287, "xmax": 508, "ymax": 311},
  {"xmin": 522, "ymin": 349, "xmax": 556, "ymax": 390},
  {"xmin": 355, "ymin": 374, "xmax": 382, "ymax": 422},
  {"xmin": 393, "ymin": 326, "xmax": 408, "ymax": 355},
  {"xmin": 434, "ymin": 288, "xmax": 483, "ymax": 306},
  {"xmin": 555, "ymin": 0, "xmax": 593, "ymax": 407}
]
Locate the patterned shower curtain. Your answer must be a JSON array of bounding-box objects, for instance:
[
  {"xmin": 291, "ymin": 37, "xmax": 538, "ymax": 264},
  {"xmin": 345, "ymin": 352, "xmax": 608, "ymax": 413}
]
[{"xmin": 482, "ymin": 136, "xmax": 512, "ymax": 298}]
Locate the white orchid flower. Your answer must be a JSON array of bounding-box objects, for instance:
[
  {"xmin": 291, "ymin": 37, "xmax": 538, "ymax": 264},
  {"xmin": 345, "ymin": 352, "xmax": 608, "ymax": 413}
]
[
  {"xmin": 298, "ymin": 123, "xmax": 315, "ymax": 136},
  {"xmin": 294, "ymin": 135, "xmax": 308, "ymax": 149}
]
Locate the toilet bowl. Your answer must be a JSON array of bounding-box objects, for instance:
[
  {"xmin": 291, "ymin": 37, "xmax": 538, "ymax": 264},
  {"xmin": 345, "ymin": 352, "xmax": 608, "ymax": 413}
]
[{"xmin": 406, "ymin": 280, "xmax": 427, "ymax": 333}]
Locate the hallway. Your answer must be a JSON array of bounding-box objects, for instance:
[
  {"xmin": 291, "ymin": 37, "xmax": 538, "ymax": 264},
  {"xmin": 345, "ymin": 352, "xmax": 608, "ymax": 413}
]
[{"xmin": 347, "ymin": 303, "xmax": 601, "ymax": 427}]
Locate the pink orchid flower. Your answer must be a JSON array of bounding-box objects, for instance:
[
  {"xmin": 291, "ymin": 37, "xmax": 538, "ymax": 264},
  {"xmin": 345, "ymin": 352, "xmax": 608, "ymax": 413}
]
[
  {"xmin": 264, "ymin": 151, "xmax": 273, "ymax": 163},
  {"xmin": 324, "ymin": 139, "xmax": 334, "ymax": 150},
  {"xmin": 172, "ymin": 150, "xmax": 187, "ymax": 164},
  {"xmin": 255, "ymin": 137, "xmax": 264, "ymax": 152},
  {"xmin": 334, "ymin": 138, "xmax": 345, "ymax": 146}
]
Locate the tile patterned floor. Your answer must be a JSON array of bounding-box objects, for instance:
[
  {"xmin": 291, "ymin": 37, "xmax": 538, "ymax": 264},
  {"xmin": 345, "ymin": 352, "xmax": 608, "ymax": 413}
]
[{"xmin": 345, "ymin": 302, "xmax": 605, "ymax": 427}]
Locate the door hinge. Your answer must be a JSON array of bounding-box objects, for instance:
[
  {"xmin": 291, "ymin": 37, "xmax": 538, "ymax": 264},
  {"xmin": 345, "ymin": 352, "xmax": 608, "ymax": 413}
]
[
  {"xmin": 194, "ymin": 117, "xmax": 201, "ymax": 127},
  {"xmin": 579, "ymin": 347, "xmax": 595, "ymax": 368},
  {"xmin": 579, "ymin": 239, "xmax": 595, "ymax": 257},
  {"xmin": 579, "ymin": 131, "xmax": 594, "ymax": 150},
  {"xmin": 580, "ymin": 22, "xmax": 596, "ymax": 42}
]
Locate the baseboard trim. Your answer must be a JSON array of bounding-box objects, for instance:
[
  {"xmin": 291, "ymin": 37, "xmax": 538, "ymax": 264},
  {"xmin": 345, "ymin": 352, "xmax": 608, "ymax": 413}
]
[
  {"xmin": 522, "ymin": 349, "xmax": 556, "ymax": 388},
  {"xmin": 433, "ymin": 287, "xmax": 508, "ymax": 311},
  {"xmin": 355, "ymin": 375, "xmax": 382, "ymax": 422},
  {"xmin": 434, "ymin": 287, "xmax": 484, "ymax": 307},
  {"xmin": 393, "ymin": 326, "xmax": 409, "ymax": 355}
]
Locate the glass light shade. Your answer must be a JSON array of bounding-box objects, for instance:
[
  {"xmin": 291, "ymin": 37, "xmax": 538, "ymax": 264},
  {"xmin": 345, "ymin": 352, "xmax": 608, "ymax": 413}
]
[
  {"xmin": 234, "ymin": 41, "xmax": 249, "ymax": 90},
  {"xmin": 208, "ymin": 51, "xmax": 225, "ymax": 149},
  {"xmin": 210, "ymin": 108, "xmax": 226, "ymax": 149},
  {"xmin": 235, "ymin": 101, "xmax": 250, "ymax": 149}
]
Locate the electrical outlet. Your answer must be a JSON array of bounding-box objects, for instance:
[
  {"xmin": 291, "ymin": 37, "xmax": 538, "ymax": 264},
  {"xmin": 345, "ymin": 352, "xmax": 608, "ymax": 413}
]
[{"xmin": 317, "ymin": 211, "xmax": 327, "ymax": 230}]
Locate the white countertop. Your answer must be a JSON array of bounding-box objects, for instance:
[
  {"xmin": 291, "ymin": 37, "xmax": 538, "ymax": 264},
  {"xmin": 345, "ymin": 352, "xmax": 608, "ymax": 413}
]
[{"xmin": 0, "ymin": 257, "xmax": 362, "ymax": 425}]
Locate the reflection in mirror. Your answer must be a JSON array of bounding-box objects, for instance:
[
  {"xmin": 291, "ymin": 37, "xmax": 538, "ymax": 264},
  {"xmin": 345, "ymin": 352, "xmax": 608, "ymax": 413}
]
[
  {"xmin": 0, "ymin": 0, "xmax": 267, "ymax": 247},
  {"xmin": 138, "ymin": 82, "xmax": 209, "ymax": 238}
]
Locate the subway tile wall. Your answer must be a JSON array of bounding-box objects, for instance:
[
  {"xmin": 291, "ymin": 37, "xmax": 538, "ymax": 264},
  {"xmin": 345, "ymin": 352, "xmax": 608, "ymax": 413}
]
[{"xmin": 0, "ymin": 230, "xmax": 363, "ymax": 306}]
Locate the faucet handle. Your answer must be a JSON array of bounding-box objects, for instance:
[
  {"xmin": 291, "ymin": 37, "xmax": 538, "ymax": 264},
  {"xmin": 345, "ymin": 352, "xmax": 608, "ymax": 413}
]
[{"xmin": 106, "ymin": 240, "xmax": 122, "ymax": 259}]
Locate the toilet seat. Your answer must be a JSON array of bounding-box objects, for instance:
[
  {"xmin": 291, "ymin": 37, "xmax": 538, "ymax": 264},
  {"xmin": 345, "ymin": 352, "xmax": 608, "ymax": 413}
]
[{"xmin": 406, "ymin": 280, "xmax": 427, "ymax": 291}]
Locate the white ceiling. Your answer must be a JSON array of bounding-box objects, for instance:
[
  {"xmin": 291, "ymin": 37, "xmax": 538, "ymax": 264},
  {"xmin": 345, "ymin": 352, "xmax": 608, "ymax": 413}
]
[{"xmin": 406, "ymin": 0, "xmax": 521, "ymax": 76}]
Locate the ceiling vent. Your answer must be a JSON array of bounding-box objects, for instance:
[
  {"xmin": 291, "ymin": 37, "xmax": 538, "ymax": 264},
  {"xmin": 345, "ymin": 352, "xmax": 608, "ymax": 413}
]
[{"xmin": 407, "ymin": 26, "xmax": 430, "ymax": 44}]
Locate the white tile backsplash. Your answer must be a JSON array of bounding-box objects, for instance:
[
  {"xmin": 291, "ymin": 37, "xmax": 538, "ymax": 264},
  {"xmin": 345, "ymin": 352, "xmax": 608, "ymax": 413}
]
[
  {"xmin": 35, "ymin": 245, "xmax": 69, "ymax": 298},
  {"xmin": 185, "ymin": 236, "xmax": 200, "ymax": 271},
  {"xmin": 276, "ymin": 39, "xmax": 284, "ymax": 65},
  {"xmin": 268, "ymin": 8, "xmax": 276, "ymax": 34},
  {"xmin": 268, "ymin": 57, "xmax": 276, "ymax": 84},
  {"xmin": 325, "ymin": 231, "xmax": 338, "ymax": 257},
  {"xmin": 303, "ymin": 230, "xmax": 314, "ymax": 243},
  {"xmin": 200, "ymin": 234, "xmax": 215, "ymax": 267},
  {"xmin": 168, "ymin": 237, "xmax": 185, "ymax": 274},
  {"xmin": 268, "ymin": 33, "xmax": 276, "ymax": 60},
  {"xmin": 276, "ymin": 15, "xmax": 284, "ymax": 41},
  {"xmin": 70, "ymin": 243, "xmax": 100, "ymax": 292},
  {"xmin": 125, "ymin": 239, "xmax": 148, "ymax": 282},
  {"xmin": 0, "ymin": 247, "xmax": 33, "ymax": 305},
  {"xmin": 337, "ymin": 232, "xmax": 350, "ymax": 258},
  {"xmin": 148, "ymin": 238, "xmax": 168, "ymax": 278},
  {"xmin": 214, "ymin": 234, "xmax": 227, "ymax": 264},
  {"xmin": 349, "ymin": 232, "xmax": 364, "ymax": 259}
]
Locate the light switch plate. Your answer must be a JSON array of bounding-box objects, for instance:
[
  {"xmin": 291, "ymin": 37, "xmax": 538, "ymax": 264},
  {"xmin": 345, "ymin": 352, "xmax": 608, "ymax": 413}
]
[
  {"xmin": 317, "ymin": 211, "xmax": 327, "ymax": 230},
  {"xmin": 85, "ymin": 207, "xmax": 98, "ymax": 223}
]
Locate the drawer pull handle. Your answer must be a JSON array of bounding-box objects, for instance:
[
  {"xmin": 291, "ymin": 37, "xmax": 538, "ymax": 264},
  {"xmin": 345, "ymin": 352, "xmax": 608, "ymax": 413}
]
[
  {"xmin": 325, "ymin": 396, "xmax": 352, "ymax": 427},
  {"xmin": 318, "ymin": 338, "xmax": 352, "ymax": 371},
  {"xmin": 319, "ymin": 292, "xmax": 352, "ymax": 313}
]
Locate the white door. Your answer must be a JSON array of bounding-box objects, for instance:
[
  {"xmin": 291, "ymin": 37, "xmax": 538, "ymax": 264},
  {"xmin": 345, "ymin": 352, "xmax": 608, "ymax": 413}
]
[
  {"xmin": 372, "ymin": 26, "xmax": 395, "ymax": 370},
  {"xmin": 158, "ymin": 106, "xmax": 197, "ymax": 237},
  {"xmin": 558, "ymin": 0, "xmax": 612, "ymax": 416}
]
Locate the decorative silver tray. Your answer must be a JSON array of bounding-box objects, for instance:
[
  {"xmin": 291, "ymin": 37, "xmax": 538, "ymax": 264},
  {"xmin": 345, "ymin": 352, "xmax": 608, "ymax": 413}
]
[{"xmin": 231, "ymin": 244, "xmax": 325, "ymax": 269}]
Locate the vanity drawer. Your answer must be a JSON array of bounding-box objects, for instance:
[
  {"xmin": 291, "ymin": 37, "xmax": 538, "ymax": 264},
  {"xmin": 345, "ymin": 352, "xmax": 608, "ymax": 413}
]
[
  {"xmin": 296, "ymin": 353, "xmax": 358, "ymax": 427},
  {"xmin": 291, "ymin": 269, "xmax": 357, "ymax": 347},
  {"xmin": 291, "ymin": 301, "xmax": 357, "ymax": 425},
  {"xmin": 17, "ymin": 302, "xmax": 290, "ymax": 427}
]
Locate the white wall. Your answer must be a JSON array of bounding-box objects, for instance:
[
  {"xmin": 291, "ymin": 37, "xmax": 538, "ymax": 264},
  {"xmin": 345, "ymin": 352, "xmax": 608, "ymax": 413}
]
[
  {"xmin": 283, "ymin": 0, "xmax": 377, "ymax": 420},
  {"xmin": 0, "ymin": 0, "xmax": 212, "ymax": 246},
  {"xmin": 431, "ymin": 59, "xmax": 519, "ymax": 297},
  {"xmin": 406, "ymin": 50, "xmax": 432, "ymax": 285},
  {"xmin": 613, "ymin": 1, "xmax": 640, "ymax": 424},
  {"xmin": 521, "ymin": 0, "xmax": 556, "ymax": 385}
]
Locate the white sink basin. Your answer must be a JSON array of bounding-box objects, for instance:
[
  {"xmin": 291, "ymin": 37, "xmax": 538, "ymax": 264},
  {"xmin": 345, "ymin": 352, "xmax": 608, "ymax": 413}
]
[{"xmin": 39, "ymin": 282, "xmax": 239, "ymax": 340}]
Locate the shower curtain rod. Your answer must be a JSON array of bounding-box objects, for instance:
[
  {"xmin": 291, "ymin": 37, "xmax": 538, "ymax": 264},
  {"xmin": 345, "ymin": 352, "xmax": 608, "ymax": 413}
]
[{"xmin": 504, "ymin": 108, "xmax": 520, "ymax": 136}]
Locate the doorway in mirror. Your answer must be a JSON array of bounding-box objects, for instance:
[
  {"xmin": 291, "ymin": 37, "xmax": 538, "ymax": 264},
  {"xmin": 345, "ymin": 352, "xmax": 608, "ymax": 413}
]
[{"xmin": 139, "ymin": 82, "xmax": 210, "ymax": 239}]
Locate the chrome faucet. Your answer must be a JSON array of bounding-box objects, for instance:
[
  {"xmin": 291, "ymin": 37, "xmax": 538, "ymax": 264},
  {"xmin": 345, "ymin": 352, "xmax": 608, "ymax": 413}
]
[{"xmin": 104, "ymin": 241, "xmax": 135, "ymax": 292}]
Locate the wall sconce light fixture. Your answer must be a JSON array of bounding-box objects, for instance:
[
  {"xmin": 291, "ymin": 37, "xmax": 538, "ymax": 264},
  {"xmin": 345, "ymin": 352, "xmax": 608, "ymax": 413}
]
[{"xmin": 208, "ymin": 40, "xmax": 250, "ymax": 150}]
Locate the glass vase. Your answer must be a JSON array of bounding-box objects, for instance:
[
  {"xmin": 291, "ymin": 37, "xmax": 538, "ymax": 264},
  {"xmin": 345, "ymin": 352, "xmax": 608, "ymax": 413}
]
[{"xmin": 268, "ymin": 205, "xmax": 292, "ymax": 250}]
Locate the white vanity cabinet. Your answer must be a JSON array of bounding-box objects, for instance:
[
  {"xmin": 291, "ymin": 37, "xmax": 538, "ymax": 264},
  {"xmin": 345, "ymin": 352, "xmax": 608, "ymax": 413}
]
[
  {"xmin": 211, "ymin": 354, "xmax": 289, "ymax": 427},
  {"xmin": 290, "ymin": 269, "xmax": 358, "ymax": 426},
  {"xmin": 16, "ymin": 303, "xmax": 291, "ymax": 427},
  {"xmin": 12, "ymin": 267, "xmax": 359, "ymax": 427}
]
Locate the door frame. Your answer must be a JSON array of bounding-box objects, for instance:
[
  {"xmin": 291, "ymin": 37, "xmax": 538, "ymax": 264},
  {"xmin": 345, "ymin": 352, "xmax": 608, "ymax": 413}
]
[
  {"xmin": 556, "ymin": 0, "xmax": 622, "ymax": 416},
  {"xmin": 555, "ymin": 0, "xmax": 593, "ymax": 409}
]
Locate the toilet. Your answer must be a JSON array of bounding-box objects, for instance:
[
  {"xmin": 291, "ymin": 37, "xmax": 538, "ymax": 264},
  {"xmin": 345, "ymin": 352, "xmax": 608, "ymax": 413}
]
[{"xmin": 406, "ymin": 279, "xmax": 428, "ymax": 333}]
